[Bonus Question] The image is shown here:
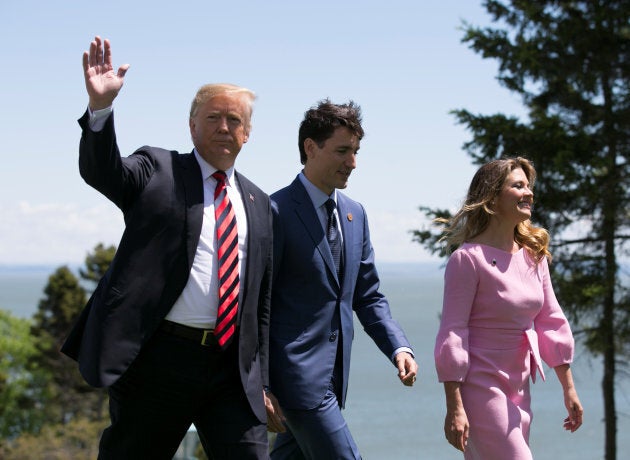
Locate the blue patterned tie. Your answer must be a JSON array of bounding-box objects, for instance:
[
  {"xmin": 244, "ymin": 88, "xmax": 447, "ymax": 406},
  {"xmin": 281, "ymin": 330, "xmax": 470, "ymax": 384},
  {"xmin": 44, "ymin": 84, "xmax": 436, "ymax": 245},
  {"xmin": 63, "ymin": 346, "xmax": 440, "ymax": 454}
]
[{"xmin": 325, "ymin": 199, "xmax": 342, "ymax": 278}]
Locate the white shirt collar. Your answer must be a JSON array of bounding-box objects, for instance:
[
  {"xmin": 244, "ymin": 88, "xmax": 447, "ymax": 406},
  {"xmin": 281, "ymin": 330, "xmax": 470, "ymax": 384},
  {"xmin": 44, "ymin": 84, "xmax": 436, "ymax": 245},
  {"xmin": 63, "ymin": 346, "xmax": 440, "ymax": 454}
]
[{"xmin": 193, "ymin": 149, "xmax": 236, "ymax": 185}]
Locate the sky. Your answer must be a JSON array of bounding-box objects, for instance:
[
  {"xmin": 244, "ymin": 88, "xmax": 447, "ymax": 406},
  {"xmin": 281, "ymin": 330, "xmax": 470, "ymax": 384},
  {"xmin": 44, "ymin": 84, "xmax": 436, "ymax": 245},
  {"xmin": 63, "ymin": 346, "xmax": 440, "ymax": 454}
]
[{"xmin": 0, "ymin": 0, "xmax": 525, "ymax": 266}]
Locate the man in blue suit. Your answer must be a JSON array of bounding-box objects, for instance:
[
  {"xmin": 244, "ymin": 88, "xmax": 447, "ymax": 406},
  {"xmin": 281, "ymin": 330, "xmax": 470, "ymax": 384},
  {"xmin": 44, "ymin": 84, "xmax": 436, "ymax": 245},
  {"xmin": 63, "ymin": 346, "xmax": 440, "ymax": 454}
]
[{"xmin": 268, "ymin": 100, "xmax": 419, "ymax": 459}]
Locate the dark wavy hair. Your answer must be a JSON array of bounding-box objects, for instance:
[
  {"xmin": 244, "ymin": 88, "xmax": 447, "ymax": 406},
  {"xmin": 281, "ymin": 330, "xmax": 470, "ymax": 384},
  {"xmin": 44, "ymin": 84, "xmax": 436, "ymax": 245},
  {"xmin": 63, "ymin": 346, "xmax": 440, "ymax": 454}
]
[{"xmin": 298, "ymin": 99, "xmax": 364, "ymax": 165}]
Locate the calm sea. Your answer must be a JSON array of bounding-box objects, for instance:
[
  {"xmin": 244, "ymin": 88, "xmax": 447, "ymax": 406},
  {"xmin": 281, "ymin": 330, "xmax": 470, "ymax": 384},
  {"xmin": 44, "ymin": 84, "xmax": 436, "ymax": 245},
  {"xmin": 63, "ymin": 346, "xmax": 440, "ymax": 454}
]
[{"xmin": 1, "ymin": 263, "xmax": 628, "ymax": 459}]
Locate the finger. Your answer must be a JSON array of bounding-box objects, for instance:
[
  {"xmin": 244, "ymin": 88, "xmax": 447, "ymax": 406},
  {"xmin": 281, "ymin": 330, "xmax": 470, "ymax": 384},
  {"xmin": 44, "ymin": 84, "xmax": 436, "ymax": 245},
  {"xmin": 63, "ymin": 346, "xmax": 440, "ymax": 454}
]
[
  {"xmin": 88, "ymin": 39, "xmax": 97, "ymax": 69},
  {"xmin": 462, "ymin": 424, "xmax": 469, "ymax": 451},
  {"xmin": 117, "ymin": 63, "xmax": 131, "ymax": 79},
  {"xmin": 449, "ymin": 432, "xmax": 464, "ymax": 452},
  {"xmin": 457, "ymin": 432, "xmax": 466, "ymax": 451},
  {"xmin": 82, "ymin": 51, "xmax": 89, "ymax": 73},
  {"xmin": 267, "ymin": 414, "xmax": 285, "ymax": 433},
  {"xmin": 401, "ymin": 372, "xmax": 416, "ymax": 386},
  {"xmin": 103, "ymin": 38, "xmax": 113, "ymax": 68},
  {"xmin": 268, "ymin": 407, "xmax": 286, "ymax": 433},
  {"xmin": 396, "ymin": 359, "xmax": 407, "ymax": 378},
  {"xmin": 95, "ymin": 36, "xmax": 103, "ymax": 68}
]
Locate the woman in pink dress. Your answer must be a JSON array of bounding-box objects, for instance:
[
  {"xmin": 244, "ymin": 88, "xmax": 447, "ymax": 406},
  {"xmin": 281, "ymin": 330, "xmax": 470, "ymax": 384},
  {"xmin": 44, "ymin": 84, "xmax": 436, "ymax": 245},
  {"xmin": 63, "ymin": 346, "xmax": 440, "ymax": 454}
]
[{"xmin": 434, "ymin": 157, "xmax": 584, "ymax": 459}]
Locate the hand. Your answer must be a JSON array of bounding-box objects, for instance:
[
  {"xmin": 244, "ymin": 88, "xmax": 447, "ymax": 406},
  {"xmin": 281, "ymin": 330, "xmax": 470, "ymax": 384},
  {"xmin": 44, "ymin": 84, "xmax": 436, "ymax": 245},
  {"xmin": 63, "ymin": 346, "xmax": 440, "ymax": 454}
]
[
  {"xmin": 263, "ymin": 390, "xmax": 286, "ymax": 433},
  {"xmin": 83, "ymin": 36, "xmax": 130, "ymax": 110},
  {"xmin": 444, "ymin": 408, "xmax": 469, "ymax": 452},
  {"xmin": 394, "ymin": 351, "xmax": 418, "ymax": 386},
  {"xmin": 562, "ymin": 388, "xmax": 583, "ymax": 432}
]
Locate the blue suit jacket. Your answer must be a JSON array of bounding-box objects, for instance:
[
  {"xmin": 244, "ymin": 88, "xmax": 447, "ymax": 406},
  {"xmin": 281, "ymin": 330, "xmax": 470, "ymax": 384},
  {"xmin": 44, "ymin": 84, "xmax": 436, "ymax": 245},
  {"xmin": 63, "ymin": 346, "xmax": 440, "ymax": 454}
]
[
  {"xmin": 269, "ymin": 176, "xmax": 411, "ymax": 410},
  {"xmin": 61, "ymin": 112, "xmax": 273, "ymax": 423}
]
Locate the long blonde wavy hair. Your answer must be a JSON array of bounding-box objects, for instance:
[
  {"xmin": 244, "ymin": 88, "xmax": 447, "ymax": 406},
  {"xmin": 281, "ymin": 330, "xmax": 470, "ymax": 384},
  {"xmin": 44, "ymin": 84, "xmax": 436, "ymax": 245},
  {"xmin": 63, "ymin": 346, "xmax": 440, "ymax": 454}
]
[{"xmin": 438, "ymin": 157, "xmax": 551, "ymax": 263}]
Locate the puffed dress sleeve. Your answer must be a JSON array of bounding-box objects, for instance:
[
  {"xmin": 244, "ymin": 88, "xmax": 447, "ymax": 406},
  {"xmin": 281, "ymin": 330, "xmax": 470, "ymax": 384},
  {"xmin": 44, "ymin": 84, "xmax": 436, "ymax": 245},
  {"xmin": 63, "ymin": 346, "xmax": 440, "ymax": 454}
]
[
  {"xmin": 434, "ymin": 249, "xmax": 479, "ymax": 382},
  {"xmin": 533, "ymin": 257, "xmax": 574, "ymax": 367}
]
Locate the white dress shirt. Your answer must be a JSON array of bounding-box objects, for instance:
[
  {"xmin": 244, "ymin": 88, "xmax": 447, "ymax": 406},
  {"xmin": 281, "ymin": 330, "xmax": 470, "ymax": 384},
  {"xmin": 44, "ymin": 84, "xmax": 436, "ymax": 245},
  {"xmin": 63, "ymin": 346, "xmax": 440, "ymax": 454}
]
[{"xmin": 88, "ymin": 106, "xmax": 248, "ymax": 329}]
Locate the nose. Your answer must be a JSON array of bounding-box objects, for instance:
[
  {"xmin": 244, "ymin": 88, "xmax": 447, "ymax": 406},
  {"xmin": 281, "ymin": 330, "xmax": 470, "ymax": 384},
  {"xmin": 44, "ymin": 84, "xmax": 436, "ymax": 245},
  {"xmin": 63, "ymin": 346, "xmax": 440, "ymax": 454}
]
[
  {"xmin": 346, "ymin": 153, "xmax": 357, "ymax": 169},
  {"xmin": 217, "ymin": 116, "xmax": 229, "ymax": 132}
]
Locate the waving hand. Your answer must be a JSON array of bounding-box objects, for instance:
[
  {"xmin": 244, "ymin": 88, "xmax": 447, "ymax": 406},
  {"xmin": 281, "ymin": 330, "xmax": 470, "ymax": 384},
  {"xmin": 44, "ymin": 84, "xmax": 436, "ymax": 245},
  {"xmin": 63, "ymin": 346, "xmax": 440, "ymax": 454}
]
[{"xmin": 83, "ymin": 36, "xmax": 130, "ymax": 110}]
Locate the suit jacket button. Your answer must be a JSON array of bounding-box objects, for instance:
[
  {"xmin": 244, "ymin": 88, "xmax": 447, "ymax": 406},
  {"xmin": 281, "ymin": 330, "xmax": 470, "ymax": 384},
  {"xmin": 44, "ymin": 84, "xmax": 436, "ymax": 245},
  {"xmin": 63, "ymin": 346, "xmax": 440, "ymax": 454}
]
[{"xmin": 329, "ymin": 332, "xmax": 337, "ymax": 342}]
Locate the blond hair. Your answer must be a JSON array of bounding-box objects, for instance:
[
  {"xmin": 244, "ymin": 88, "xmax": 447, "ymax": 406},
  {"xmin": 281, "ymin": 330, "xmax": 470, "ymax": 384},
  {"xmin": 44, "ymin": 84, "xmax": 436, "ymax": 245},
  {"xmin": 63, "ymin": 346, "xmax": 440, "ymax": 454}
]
[
  {"xmin": 438, "ymin": 157, "xmax": 551, "ymax": 262},
  {"xmin": 189, "ymin": 83, "xmax": 256, "ymax": 130}
]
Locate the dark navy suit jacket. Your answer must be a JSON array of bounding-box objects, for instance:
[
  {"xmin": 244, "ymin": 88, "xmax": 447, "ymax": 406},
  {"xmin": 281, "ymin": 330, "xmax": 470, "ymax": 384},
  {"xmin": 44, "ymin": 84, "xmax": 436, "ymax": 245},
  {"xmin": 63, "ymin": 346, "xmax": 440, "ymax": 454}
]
[
  {"xmin": 269, "ymin": 176, "xmax": 411, "ymax": 410},
  {"xmin": 61, "ymin": 112, "xmax": 273, "ymax": 423}
]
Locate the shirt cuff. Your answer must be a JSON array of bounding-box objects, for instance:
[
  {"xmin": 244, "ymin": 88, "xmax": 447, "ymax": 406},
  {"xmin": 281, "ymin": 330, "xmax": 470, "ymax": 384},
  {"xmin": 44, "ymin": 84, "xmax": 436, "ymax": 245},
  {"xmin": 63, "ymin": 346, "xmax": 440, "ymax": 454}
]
[
  {"xmin": 391, "ymin": 346, "xmax": 414, "ymax": 362},
  {"xmin": 88, "ymin": 105, "xmax": 113, "ymax": 132}
]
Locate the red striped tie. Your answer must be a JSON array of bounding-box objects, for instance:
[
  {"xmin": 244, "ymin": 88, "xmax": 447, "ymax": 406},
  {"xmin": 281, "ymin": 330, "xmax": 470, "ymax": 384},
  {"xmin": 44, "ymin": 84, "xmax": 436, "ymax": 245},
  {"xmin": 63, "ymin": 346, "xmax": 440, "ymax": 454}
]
[{"xmin": 212, "ymin": 171, "xmax": 239, "ymax": 349}]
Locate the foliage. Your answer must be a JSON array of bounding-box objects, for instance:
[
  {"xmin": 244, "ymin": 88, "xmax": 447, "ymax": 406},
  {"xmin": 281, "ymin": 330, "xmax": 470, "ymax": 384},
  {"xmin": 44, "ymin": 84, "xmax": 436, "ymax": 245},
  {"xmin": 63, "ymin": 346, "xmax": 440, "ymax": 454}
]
[
  {"xmin": 414, "ymin": 1, "xmax": 629, "ymax": 458},
  {"xmin": 2, "ymin": 417, "xmax": 106, "ymax": 460},
  {"xmin": 1, "ymin": 244, "xmax": 117, "ymax": 454},
  {"xmin": 79, "ymin": 243, "xmax": 116, "ymax": 289},
  {"xmin": 29, "ymin": 266, "xmax": 104, "ymax": 424},
  {"xmin": 0, "ymin": 310, "xmax": 51, "ymax": 440}
]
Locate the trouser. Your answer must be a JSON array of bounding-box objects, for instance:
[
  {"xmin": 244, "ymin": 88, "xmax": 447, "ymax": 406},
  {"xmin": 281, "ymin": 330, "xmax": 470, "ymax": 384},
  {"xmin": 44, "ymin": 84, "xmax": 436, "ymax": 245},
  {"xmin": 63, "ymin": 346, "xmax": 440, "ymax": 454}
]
[{"xmin": 99, "ymin": 328, "xmax": 268, "ymax": 459}]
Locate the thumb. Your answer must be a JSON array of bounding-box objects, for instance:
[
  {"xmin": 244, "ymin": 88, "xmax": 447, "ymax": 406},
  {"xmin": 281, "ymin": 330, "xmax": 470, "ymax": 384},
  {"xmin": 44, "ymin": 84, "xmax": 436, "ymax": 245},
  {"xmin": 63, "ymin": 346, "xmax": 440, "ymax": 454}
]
[{"xmin": 117, "ymin": 64, "xmax": 130, "ymax": 78}]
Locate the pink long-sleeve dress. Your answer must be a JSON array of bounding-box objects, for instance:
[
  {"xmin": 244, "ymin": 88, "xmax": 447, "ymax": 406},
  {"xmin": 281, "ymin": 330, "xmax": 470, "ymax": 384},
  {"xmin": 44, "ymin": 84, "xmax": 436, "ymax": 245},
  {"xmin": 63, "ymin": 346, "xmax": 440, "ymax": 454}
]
[{"xmin": 435, "ymin": 243, "xmax": 574, "ymax": 460}]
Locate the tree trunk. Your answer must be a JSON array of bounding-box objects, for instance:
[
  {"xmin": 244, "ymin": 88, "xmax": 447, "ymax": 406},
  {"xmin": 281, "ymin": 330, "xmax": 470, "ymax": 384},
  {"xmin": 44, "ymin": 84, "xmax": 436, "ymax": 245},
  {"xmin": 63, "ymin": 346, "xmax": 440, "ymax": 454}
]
[{"xmin": 601, "ymin": 56, "xmax": 620, "ymax": 460}]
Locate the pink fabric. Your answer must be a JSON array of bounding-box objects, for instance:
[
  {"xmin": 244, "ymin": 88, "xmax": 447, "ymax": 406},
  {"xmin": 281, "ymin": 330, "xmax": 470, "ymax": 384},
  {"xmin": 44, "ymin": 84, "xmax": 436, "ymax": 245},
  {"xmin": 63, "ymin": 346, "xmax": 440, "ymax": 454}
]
[{"xmin": 435, "ymin": 243, "xmax": 574, "ymax": 460}]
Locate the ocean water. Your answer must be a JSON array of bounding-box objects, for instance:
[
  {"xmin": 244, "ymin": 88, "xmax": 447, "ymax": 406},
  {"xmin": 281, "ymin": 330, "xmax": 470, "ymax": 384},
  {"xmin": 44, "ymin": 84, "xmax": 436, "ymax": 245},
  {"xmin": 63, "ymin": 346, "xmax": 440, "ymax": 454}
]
[{"xmin": 1, "ymin": 263, "xmax": 629, "ymax": 459}]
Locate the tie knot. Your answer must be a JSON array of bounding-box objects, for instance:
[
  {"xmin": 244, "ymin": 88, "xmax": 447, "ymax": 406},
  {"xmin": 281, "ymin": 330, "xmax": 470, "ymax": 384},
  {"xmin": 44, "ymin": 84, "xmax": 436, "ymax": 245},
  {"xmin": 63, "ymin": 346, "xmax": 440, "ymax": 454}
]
[
  {"xmin": 325, "ymin": 198, "xmax": 336, "ymax": 216},
  {"xmin": 212, "ymin": 171, "xmax": 227, "ymax": 183}
]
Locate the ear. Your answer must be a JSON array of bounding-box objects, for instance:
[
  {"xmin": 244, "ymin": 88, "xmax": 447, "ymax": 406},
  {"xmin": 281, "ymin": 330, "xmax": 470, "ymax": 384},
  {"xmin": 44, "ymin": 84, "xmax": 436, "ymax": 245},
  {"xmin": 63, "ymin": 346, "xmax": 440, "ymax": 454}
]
[
  {"xmin": 304, "ymin": 138, "xmax": 317, "ymax": 159},
  {"xmin": 242, "ymin": 127, "xmax": 250, "ymax": 144}
]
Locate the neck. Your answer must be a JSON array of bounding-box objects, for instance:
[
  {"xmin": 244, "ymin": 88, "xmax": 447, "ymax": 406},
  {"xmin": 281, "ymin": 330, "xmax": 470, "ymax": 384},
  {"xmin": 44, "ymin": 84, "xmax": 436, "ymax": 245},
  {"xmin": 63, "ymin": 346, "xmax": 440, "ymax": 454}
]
[{"xmin": 473, "ymin": 221, "xmax": 519, "ymax": 253}]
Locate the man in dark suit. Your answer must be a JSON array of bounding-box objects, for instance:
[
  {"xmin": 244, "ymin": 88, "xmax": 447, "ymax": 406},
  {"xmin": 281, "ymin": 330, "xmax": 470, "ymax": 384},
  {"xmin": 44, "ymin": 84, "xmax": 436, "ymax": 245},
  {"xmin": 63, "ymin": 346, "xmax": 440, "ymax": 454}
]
[
  {"xmin": 268, "ymin": 100, "xmax": 419, "ymax": 459},
  {"xmin": 61, "ymin": 36, "xmax": 284, "ymax": 459}
]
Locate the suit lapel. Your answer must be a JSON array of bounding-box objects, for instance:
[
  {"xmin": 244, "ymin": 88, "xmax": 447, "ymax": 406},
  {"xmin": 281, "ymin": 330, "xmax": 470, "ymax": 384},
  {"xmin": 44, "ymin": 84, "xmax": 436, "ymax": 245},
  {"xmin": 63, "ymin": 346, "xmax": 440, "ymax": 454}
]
[
  {"xmin": 291, "ymin": 179, "xmax": 340, "ymax": 286},
  {"xmin": 235, "ymin": 172, "xmax": 257, "ymax": 318},
  {"xmin": 337, "ymin": 194, "xmax": 354, "ymax": 287},
  {"xmin": 179, "ymin": 152, "xmax": 204, "ymax": 269}
]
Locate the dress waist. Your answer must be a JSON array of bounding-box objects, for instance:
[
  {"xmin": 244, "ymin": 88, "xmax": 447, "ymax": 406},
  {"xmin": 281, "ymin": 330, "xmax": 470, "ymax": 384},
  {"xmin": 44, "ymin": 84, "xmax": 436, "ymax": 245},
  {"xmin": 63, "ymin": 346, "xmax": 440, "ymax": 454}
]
[
  {"xmin": 469, "ymin": 326, "xmax": 526, "ymax": 349},
  {"xmin": 469, "ymin": 326, "xmax": 545, "ymax": 383}
]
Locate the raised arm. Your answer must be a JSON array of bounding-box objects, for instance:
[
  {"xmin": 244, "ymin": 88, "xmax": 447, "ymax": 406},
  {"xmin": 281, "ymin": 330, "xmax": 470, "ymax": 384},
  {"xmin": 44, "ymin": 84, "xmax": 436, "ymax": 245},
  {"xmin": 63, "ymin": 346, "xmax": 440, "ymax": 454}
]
[{"xmin": 83, "ymin": 36, "xmax": 130, "ymax": 110}]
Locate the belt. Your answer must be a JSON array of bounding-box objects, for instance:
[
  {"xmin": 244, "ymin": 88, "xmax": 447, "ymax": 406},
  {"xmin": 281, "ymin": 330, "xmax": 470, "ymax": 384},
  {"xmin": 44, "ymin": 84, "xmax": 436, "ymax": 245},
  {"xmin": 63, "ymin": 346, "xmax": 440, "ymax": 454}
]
[{"xmin": 160, "ymin": 320, "xmax": 218, "ymax": 348}]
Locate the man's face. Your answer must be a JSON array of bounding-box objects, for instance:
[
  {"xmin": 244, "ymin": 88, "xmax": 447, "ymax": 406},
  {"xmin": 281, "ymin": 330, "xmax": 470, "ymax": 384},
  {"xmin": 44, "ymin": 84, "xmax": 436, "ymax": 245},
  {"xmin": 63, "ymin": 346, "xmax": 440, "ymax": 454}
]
[
  {"xmin": 189, "ymin": 93, "xmax": 250, "ymax": 170},
  {"xmin": 303, "ymin": 127, "xmax": 359, "ymax": 195}
]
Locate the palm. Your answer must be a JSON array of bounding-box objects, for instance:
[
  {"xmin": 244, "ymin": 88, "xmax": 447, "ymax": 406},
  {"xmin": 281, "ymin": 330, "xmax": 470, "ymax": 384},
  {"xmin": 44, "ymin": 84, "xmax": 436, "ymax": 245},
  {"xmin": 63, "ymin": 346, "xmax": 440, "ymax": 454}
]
[{"xmin": 86, "ymin": 63, "xmax": 122, "ymax": 96}]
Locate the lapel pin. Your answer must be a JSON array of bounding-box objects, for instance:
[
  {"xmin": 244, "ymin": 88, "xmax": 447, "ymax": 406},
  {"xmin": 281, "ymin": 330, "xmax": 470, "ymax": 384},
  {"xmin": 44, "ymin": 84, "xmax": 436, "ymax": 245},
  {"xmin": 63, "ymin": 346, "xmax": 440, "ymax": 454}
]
[
  {"xmin": 249, "ymin": 193, "xmax": 255, "ymax": 202},
  {"xmin": 347, "ymin": 213, "xmax": 352, "ymax": 221}
]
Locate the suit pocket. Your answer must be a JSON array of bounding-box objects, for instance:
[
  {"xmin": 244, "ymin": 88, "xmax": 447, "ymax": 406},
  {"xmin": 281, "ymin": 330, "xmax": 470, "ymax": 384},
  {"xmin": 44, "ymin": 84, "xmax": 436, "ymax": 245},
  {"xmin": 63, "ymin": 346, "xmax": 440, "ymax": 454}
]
[
  {"xmin": 270, "ymin": 322, "xmax": 307, "ymax": 341},
  {"xmin": 94, "ymin": 285, "xmax": 124, "ymax": 322}
]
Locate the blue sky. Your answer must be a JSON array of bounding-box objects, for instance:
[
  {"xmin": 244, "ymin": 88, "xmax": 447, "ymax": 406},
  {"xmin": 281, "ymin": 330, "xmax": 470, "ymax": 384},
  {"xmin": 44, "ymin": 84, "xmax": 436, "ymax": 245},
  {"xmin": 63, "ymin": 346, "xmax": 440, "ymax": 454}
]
[{"xmin": 0, "ymin": 0, "xmax": 524, "ymax": 265}]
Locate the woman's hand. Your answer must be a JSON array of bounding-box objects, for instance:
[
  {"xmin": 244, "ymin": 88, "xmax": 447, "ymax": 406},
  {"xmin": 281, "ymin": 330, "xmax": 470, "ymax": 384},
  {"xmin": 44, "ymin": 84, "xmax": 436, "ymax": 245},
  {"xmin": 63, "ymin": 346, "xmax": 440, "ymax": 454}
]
[
  {"xmin": 443, "ymin": 381, "xmax": 469, "ymax": 451},
  {"xmin": 444, "ymin": 407, "xmax": 469, "ymax": 451}
]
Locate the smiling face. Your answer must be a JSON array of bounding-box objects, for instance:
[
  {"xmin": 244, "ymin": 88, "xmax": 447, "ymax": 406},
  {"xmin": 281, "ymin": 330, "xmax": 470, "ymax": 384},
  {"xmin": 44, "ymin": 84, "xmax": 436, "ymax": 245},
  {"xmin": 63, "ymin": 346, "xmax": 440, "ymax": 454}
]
[
  {"xmin": 494, "ymin": 167, "xmax": 534, "ymax": 225},
  {"xmin": 303, "ymin": 126, "xmax": 359, "ymax": 195},
  {"xmin": 189, "ymin": 93, "xmax": 251, "ymax": 170}
]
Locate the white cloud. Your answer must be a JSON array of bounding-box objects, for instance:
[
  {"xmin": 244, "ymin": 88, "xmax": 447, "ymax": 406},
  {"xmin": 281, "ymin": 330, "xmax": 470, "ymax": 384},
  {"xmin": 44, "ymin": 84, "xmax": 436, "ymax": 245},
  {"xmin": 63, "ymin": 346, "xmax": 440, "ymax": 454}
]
[
  {"xmin": 0, "ymin": 201, "xmax": 438, "ymax": 266},
  {"xmin": 367, "ymin": 209, "xmax": 438, "ymax": 263},
  {"xmin": 0, "ymin": 201, "xmax": 124, "ymax": 265}
]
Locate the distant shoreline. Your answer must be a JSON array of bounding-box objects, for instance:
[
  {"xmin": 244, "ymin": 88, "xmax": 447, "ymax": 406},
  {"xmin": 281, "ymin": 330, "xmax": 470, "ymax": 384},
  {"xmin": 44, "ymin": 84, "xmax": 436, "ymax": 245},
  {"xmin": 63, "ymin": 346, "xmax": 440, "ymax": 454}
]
[{"xmin": 0, "ymin": 260, "xmax": 445, "ymax": 276}]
